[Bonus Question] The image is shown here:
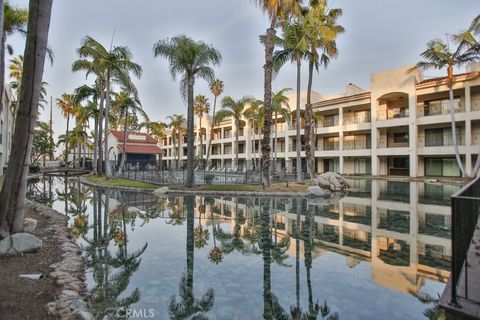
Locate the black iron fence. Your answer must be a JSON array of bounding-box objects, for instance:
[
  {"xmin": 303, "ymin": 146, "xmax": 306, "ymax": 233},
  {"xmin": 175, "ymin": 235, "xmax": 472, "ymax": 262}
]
[
  {"xmin": 116, "ymin": 159, "xmax": 311, "ymax": 186},
  {"xmin": 449, "ymin": 176, "xmax": 480, "ymax": 304}
]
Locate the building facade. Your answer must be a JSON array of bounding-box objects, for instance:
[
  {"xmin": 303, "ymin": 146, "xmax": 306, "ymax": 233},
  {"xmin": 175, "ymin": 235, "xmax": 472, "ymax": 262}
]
[
  {"xmin": 108, "ymin": 130, "xmax": 163, "ymax": 166},
  {"xmin": 161, "ymin": 64, "xmax": 480, "ymax": 178},
  {"xmin": 0, "ymin": 85, "xmax": 14, "ymax": 173}
]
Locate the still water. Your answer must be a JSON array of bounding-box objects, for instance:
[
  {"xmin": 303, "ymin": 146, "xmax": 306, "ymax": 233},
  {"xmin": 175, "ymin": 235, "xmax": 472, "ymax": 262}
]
[{"xmin": 27, "ymin": 177, "xmax": 459, "ymax": 319}]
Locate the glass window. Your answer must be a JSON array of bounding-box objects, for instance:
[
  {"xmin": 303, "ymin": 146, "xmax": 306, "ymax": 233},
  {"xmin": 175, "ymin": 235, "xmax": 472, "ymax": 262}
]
[{"xmin": 393, "ymin": 132, "xmax": 409, "ymax": 143}]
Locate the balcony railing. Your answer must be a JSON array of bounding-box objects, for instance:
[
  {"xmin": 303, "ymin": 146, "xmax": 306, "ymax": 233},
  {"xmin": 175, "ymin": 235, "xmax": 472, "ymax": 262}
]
[
  {"xmin": 322, "ymin": 141, "xmax": 339, "ymax": 151},
  {"xmin": 418, "ymin": 134, "xmax": 465, "ymax": 147},
  {"xmin": 420, "ymin": 99, "xmax": 464, "ymax": 117},
  {"xmin": 343, "ymin": 113, "xmax": 371, "ymax": 125},
  {"xmin": 318, "ymin": 116, "xmax": 339, "ymax": 128},
  {"xmin": 343, "ymin": 139, "xmax": 371, "ymax": 150},
  {"xmin": 377, "ymin": 137, "xmax": 409, "ymax": 148},
  {"xmin": 377, "ymin": 108, "xmax": 409, "ymax": 121}
]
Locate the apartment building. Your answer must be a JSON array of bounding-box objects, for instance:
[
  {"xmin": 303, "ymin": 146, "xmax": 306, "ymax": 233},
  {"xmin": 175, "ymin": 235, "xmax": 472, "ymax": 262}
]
[
  {"xmin": 0, "ymin": 85, "xmax": 14, "ymax": 173},
  {"xmin": 161, "ymin": 63, "xmax": 480, "ymax": 178}
]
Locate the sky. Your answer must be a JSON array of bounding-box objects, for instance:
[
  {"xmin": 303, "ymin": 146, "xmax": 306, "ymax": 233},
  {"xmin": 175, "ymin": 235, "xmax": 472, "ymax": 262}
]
[{"xmin": 6, "ymin": 0, "xmax": 480, "ymax": 141}]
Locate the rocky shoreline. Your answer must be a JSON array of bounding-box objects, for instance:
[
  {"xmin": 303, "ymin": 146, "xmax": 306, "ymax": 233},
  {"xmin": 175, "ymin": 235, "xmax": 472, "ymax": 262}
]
[{"xmin": 26, "ymin": 201, "xmax": 94, "ymax": 320}]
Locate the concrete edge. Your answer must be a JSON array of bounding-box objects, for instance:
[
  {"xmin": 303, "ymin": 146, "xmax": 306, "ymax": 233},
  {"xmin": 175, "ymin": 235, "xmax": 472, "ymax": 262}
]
[{"xmin": 78, "ymin": 176, "xmax": 154, "ymax": 193}]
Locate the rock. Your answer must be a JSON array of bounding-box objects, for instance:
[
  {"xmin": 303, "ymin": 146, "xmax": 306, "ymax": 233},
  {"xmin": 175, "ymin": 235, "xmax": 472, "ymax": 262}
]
[
  {"xmin": 307, "ymin": 186, "xmax": 330, "ymax": 198},
  {"xmin": 127, "ymin": 206, "xmax": 140, "ymax": 213},
  {"xmin": 0, "ymin": 233, "xmax": 43, "ymax": 255},
  {"xmin": 72, "ymin": 309, "xmax": 95, "ymax": 320},
  {"xmin": 314, "ymin": 176, "xmax": 331, "ymax": 189},
  {"xmin": 314, "ymin": 172, "xmax": 350, "ymax": 191},
  {"xmin": 153, "ymin": 187, "xmax": 169, "ymax": 196},
  {"xmin": 69, "ymin": 299, "xmax": 87, "ymax": 310},
  {"xmin": 24, "ymin": 218, "xmax": 37, "ymax": 233}
]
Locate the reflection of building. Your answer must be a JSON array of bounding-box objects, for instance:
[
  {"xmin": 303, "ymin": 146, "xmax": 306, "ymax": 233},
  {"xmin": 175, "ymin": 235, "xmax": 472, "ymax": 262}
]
[
  {"xmin": 0, "ymin": 85, "xmax": 14, "ymax": 172},
  {"xmin": 193, "ymin": 179, "xmax": 455, "ymax": 295},
  {"xmin": 161, "ymin": 63, "xmax": 480, "ymax": 177},
  {"xmin": 108, "ymin": 130, "xmax": 163, "ymax": 166}
]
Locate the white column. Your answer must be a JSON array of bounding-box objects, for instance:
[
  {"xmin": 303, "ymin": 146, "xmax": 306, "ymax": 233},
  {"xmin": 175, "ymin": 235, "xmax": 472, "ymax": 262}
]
[
  {"xmin": 371, "ymin": 99, "xmax": 379, "ymax": 176},
  {"xmin": 465, "ymin": 85, "xmax": 471, "ymax": 112},
  {"xmin": 339, "ymin": 107, "xmax": 344, "ymax": 174},
  {"xmin": 409, "ymin": 94, "xmax": 418, "ymax": 177}
]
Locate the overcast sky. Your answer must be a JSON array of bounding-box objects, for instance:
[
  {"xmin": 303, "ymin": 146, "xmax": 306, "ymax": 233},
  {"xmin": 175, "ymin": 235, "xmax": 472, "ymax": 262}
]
[{"xmin": 6, "ymin": 0, "xmax": 479, "ymax": 141}]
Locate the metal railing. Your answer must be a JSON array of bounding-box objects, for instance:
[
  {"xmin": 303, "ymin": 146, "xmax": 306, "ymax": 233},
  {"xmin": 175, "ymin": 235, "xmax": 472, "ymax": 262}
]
[{"xmin": 448, "ymin": 176, "xmax": 480, "ymax": 304}]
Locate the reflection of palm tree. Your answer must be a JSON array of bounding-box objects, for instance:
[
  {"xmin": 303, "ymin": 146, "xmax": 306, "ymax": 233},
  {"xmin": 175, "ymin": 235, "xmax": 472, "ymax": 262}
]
[
  {"xmin": 169, "ymin": 196, "xmax": 215, "ymax": 319},
  {"xmin": 408, "ymin": 290, "xmax": 445, "ymax": 320},
  {"xmin": 166, "ymin": 197, "xmax": 186, "ymax": 225}
]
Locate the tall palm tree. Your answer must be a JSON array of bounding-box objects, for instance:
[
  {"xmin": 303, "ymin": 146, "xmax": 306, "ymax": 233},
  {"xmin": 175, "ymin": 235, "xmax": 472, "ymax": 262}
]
[
  {"xmin": 205, "ymin": 79, "xmax": 224, "ymax": 167},
  {"xmin": 216, "ymin": 96, "xmax": 249, "ymax": 169},
  {"xmin": 111, "ymin": 91, "xmax": 147, "ymax": 175},
  {"xmin": 0, "ymin": 1, "xmax": 28, "ymax": 114},
  {"xmin": 167, "ymin": 114, "xmax": 186, "ymax": 169},
  {"xmin": 57, "ymin": 93, "xmax": 77, "ymax": 168},
  {"xmin": 244, "ymin": 98, "xmax": 264, "ymax": 170},
  {"xmin": 273, "ymin": 21, "xmax": 309, "ymax": 182},
  {"xmin": 271, "ymin": 88, "xmax": 291, "ymax": 174},
  {"xmin": 0, "ymin": 0, "xmax": 53, "ymax": 237},
  {"xmin": 194, "ymin": 94, "xmax": 210, "ymax": 165},
  {"xmin": 304, "ymin": 1, "xmax": 344, "ymax": 180},
  {"xmin": 153, "ymin": 35, "xmax": 222, "ymax": 188},
  {"xmin": 252, "ymin": 0, "xmax": 303, "ymax": 186},
  {"xmin": 73, "ymin": 36, "xmax": 142, "ymax": 178},
  {"xmin": 412, "ymin": 16, "xmax": 480, "ymax": 177}
]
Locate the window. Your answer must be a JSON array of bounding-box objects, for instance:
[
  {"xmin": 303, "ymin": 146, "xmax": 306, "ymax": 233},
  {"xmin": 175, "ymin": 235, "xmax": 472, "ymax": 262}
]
[
  {"xmin": 0, "ymin": 120, "xmax": 3, "ymax": 144},
  {"xmin": 425, "ymin": 157, "xmax": 461, "ymax": 177},
  {"xmin": 393, "ymin": 132, "xmax": 409, "ymax": 143},
  {"xmin": 392, "ymin": 158, "xmax": 409, "ymax": 169}
]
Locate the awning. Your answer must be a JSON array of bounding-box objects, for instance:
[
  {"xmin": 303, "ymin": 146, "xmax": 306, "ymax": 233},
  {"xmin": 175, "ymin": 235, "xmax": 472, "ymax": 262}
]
[{"xmin": 118, "ymin": 145, "xmax": 163, "ymax": 154}]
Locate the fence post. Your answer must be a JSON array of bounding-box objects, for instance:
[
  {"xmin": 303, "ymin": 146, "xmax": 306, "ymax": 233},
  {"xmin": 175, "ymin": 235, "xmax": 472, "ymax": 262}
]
[{"xmin": 225, "ymin": 168, "xmax": 227, "ymax": 185}]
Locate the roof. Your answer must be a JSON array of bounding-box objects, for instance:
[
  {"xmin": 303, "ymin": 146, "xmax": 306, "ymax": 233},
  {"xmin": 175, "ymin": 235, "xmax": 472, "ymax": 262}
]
[
  {"xmin": 417, "ymin": 72, "xmax": 478, "ymax": 85},
  {"xmin": 313, "ymin": 91, "xmax": 371, "ymax": 107},
  {"xmin": 110, "ymin": 130, "xmax": 158, "ymax": 144},
  {"xmin": 118, "ymin": 145, "xmax": 163, "ymax": 154}
]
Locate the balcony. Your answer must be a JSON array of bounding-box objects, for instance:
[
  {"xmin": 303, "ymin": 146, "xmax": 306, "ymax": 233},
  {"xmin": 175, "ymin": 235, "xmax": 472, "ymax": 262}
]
[
  {"xmin": 377, "ymin": 107, "xmax": 409, "ymax": 121},
  {"xmin": 323, "ymin": 141, "xmax": 339, "ymax": 151},
  {"xmin": 343, "ymin": 112, "xmax": 371, "ymax": 125},
  {"xmin": 318, "ymin": 115, "xmax": 339, "ymax": 128},
  {"xmin": 343, "ymin": 138, "xmax": 371, "ymax": 150},
  {"xmin": 419, "ymin": 99, "xmax": 464, "ymax": 117}
]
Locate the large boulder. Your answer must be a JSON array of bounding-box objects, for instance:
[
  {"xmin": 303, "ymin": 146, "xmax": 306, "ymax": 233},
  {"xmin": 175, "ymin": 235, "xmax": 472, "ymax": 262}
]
[
  {"xmin": 153, "ymin": 187, "xmax": 169, "ymax": 196},
  {"xmin": 307, "ymin": 186, "xmax": 331, "ymax": 198},
  {"xmin": 0, "ymin": 233, "xmax": 43, "ymax": 255},
  {"xmin": 313, "ymin": 172, "xmax": 350, "ymax": 192}
]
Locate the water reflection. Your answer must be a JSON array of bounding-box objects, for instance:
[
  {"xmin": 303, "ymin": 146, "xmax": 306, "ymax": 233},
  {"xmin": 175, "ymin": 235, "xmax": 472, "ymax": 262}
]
[{"xmin": 27, "ymin": 177, "xmax": 459, "ymax": 319}]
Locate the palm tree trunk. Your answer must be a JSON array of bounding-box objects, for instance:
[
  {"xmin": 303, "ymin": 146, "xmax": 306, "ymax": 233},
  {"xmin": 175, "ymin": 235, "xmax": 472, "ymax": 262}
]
[
  {"xmin": 448, "ymin": 86, "xmax": 467, "ymax": 177},
  {"xmin": 186, "ymin": 77, "xmax": 195, "ymax": 188},
  {"xmin": 97, "ymin": 92, "xmax": 105, "ymax": 175},
  {"xmin": 206, "ymin": 95, "xmax": 217, "ymax": 167},
  {"xmin": 104, "ymin": 70, "xmax": 112, "ymax": 178},
  {"xmin": 199, "ymin": 115, "xmax": 203, "ymax": 161},
  {"xmin": 65, "ymin": 115, "xmax": 70, "ymax": 168},
  {"xmin": 304, "ymin": 58, "xmax": 316, "ymax": 180},
  {"xmin": 295, "ymin": 57, "xmax": 303, "ymax": 183},
  {"xmin": 0, "ymin": 31, "xmax": 6, "ymax": 115},
  {"xmin": 116, "ymin": 107, "xmax": 128, "ymax": 176},
  {"xmin": 262, "ymin": 20, "xmax": 276, "ymax": 186},
  {"xmin": 0, "ymin": 0, "xmax": 53, "ymax": 237},
  {"xmin": 93, "ymin": 114, "xmax": 98, "ymax": 173},
  {"xmin": 77, "ymin": 139, "xmax": 81, "ymax": 168},
  {"xmin": 82, "ymin": 139, "xmax": 86, "ymax": 169},
  {"xmin": 274, "ymin": 111, "xmax": 278, "ymax": 174}
]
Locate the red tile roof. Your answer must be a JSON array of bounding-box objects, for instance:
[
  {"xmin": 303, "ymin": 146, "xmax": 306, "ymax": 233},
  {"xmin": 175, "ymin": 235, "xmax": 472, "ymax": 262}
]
[
  {"xmin": 118, "ymin": 145, "xmax": 163, "ymax": 154},
  {"xmin": 418, "ymin": 72, "xmax": 470, "ymax": 85},
  {"xmin": 110, "ymin": 130, "xmax": 158, "ymax": 144}
]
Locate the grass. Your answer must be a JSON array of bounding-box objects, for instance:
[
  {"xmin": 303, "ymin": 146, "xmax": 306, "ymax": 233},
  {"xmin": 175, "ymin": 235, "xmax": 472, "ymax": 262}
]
[
  {"xmin": 265, "ymin": 182, "xmax": 309, "ymax": 193},
  {"xmin": 197, "ymin": 184, "xmax": 258, "ymax": 191},
  {"xmin": 86, "ymin": 175, "xmax": 159, "ymax": 190}
]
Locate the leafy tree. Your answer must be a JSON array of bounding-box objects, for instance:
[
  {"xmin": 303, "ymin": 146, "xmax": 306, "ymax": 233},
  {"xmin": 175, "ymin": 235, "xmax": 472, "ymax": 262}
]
[
  {"xmin": 31, "ymin": 121, "xmax": 54, "ymax": 166},
  {"xmin": 153, "ymin": 35, "xmax": 221, "ymax": 187},
  {"xmin": 0, "ymin": 0, "xmax": 53, "ymax": 237},
  {"xmin": 167, "ymin": 114, "xmax": 186, "ymax": 169},
  {"xmin": 412, "ymin": 14, "xmax": 480, "ymax": 177},
  {"xmin": 194, "ymin": 94, "xmax": 210, "ymax": 165},
  {"xmin": 57, "ymin": 93, "xmax": 77, "ymax": 168},
  {"xmin": 205, "ymin": 79, "xmax": 224, "ymax": 167},
  {"xmin": 271, "ymin": 88, "xmax": 291, "ymax": 173}
]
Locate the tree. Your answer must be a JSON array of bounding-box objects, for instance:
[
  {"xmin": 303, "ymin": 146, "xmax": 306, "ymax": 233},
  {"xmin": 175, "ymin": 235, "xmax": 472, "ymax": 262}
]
[
  {"xmin": 0, "ymin": 1, "xmax": 28, "ymax": 115},
  {"xmin": 252, "ymin": 0, "xmax": 302, "ymax": 186},
  {"xmin": 412, "ymin": 15, "xmax": 480, "ymax": 177},
  {"xmin": 273, "ymin": 21, "xmax": 309, "ymax": 182},
  {"xmin": 0, "ymin": 0, "xmax": 53, "ymax": 237},
  {"xmin": 304, "ymin": 1, "xmax": 343, "ymax": 180},
  {"xmin": 112, "ymin": 91, "xmax": 147, "ymax": 175},
  {"xmin": 31, "ymin": 121, "xmax": 53, "ymax": 166},
  {"xmin": 167, "ymin": 114, "xmax": 186, "ymax": 169},
  {"xmin": 244, "ymin": 98, "xmax": 264, "ymax": 170},
  {"xmin": 271, "ymin": 88, "xmax": 291, "ymax": 173},
  {"xmin": 73, "ymin": 36, "xmax": 142, "ymax": 178},
  {"xmin": 205, "ymin": 79, "xmax": 224, "ymax": 167},
  {"xmin": 194, "ymin": 94, "xmax": 210, "ymax": 166},
  {"xmin": 216, "ymin": 96, "xmax": 249, "ymax": 170},
  {"xmin": 57, "ymin": 93, "xmax": 76, "ymax": 168},
  {"xmin": 153, "ymin": 35, "xmax": 221, "ymax": 188}
]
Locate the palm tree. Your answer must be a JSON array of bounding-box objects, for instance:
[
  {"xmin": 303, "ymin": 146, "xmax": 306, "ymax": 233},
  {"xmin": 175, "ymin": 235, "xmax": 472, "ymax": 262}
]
[
  {"xmin": 216, "ymin": 96, "xmax": 249, "ymax": 170},
  {"xmin": 194, "ymin": 94, "xmax": 210, "ymax": 166},
  {"xmin": 273, "ymin": 21, "xmax": 309, "ymax": 182},
  {"xmin": 167, "ymin": 114, "xmax": 186, "ymax": 169},
  {"xmin": 304, "ymin": 1, "xmax": 344, "ymax": 180},
  {"xmin": 112, "ymin": 91, "xmax": 147, "ymax": 175},
  {"xmin": 153, "ymin": 35, "xmax": 222, "ymax": 188},
  {"xmin": 412, "ymin": 16, "xmax": 480, "ymax": 177},
  {"xmin": 73, "ymin": 36, "xmax": 142, "ymax": 178},
  {"xmin": 271, "ymin": 88, "xmax": 291, "ymax": 174},
  {"xmin": 205, "ymin": 79, "xmax": 224, "ymax": 167},
  {"xmin": 0, "ymin": 1, "xmax": 28, "ymax": 115},
  {"xmin": 252, "ymin": 0, "xmax": 302, "ymax": 186},
  {"xmin": 57, "ymin": 93, "xmax": 77, "ymax": 168},
  {"xmin": 0, "ymin": 0, "xmax": 53, "ymax": 236},
  {"xmin": 244, "ymin": 98, "xmax": 264, "ymax": 170}
]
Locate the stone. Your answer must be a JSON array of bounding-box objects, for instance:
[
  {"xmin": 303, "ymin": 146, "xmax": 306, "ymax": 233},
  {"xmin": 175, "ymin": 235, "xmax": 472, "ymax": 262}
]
[
  {"xmin": 24, "ymin": 218, "xmax": 37, "ymax": 233},
  {"xmin": 0, "ymin": 233, "xmax": 43, "ymax": 255},
  {"xmin": 69, "ymin": 299, "xmax": 87, "ymax": 310},
  {"xmin": 153, "ymin": 187, "xmax": 169, "ymax": 196},
  {"xmin": 307, "ymin": 186, "xmax": 330, "ymax": 198},
  {"xmin": 314, "ymin": 172, "xmax": 349, "ymax": 191},
  {"xmin": 127, "ymin": 206, "xmax": 140, "ymax": 213},
  {"xmin": 72, "ymin": 310, "xmax": 95, "ymax": 320},
  {"xmin": 314, "ymin": 176, "xmax": 331, "ymax": 190}
]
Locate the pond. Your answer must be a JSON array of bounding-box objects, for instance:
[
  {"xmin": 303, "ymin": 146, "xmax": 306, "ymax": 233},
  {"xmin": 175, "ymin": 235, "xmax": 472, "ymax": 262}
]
[{"xmin": 27, "ymin": 177, "xmax": 459, "ymax": 319}]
